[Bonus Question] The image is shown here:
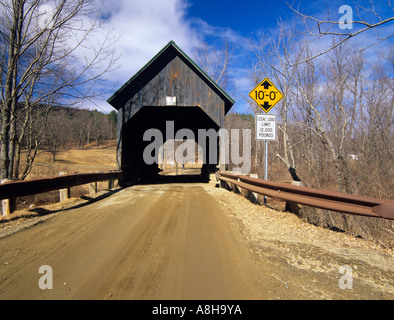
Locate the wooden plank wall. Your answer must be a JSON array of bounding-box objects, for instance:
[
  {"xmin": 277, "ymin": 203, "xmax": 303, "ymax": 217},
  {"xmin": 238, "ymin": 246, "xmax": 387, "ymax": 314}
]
[{"xmin": 120, "ymin": 53, "xmax": 225, "ymax": 128}]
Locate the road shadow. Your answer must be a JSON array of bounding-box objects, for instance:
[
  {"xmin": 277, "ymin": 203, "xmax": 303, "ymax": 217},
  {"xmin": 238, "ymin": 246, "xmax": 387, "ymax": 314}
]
[
  {"xmin": 21, "ymin": 188, "xmax": 125, "ymax": 218},
  {"xmin": 139, "ymin": 174, "xmax": 210, "ymax": 185}
]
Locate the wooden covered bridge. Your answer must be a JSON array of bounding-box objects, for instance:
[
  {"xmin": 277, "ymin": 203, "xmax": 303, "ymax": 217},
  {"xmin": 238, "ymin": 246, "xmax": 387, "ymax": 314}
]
[{"xmin": 107, "ymin": 41, "xmax": 234, "ymax": 185}]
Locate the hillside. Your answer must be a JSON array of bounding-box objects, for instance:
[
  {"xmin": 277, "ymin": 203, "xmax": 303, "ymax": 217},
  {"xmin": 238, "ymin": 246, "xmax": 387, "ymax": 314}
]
[{"xmin": 28, "ymin": 140, "xmax": 118, "ymax": 179}]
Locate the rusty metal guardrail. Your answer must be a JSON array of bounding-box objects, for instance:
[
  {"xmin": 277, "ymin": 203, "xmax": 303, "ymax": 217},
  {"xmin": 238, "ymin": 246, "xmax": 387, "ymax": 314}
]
[{"xmin": 217, "ymin": 171, "xmax": 394, "ymax": 220}]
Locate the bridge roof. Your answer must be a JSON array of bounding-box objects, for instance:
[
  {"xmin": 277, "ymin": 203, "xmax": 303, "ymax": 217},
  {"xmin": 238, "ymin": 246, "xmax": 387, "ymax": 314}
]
[{"xmin": 107, "ymin": 41, "xmax": 235, "ymax": 114}]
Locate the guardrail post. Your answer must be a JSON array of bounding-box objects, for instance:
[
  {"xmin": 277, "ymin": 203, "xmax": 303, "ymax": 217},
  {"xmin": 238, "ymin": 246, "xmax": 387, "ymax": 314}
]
[
  {"xmin": 108, "ymin": 179, "xmax": 114, "ymax": 190},
  {"xmin": 216, "ymin": 172, "xmax": 228, "ymax": 190},
  {"xmin": 220, "ymin": 179, "xmax": 230, "ymax": 190},
  {"xmin": 248, "ymin": 174, "xmax": 259, "ymax": 204},
  {"xmin": 59, "ymin": 172, "xmax": 71, "ymax": 202},
  {"xmin": 285, "ymin": 181, "xmax": 302, "ymax": 214},
  {"xmin": 285, "ymin": 201, "xmax": 299, "ymax": 214},
  {"xmin": 1, "ymin": 179, "xmax": 16, "ymax": 215},
  {"xmin": 89, "ymin": 182, "xmax": 98, "ymax": 195},
  {"xmin": 231, "ymin": 178, "xmax": 241, "ymax": 194}
]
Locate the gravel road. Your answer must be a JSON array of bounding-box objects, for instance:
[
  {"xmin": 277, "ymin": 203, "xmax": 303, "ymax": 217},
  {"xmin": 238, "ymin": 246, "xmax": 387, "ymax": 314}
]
[{"xmin": 0, "ymin": 182, "xmax": 393, "ymax": 300}]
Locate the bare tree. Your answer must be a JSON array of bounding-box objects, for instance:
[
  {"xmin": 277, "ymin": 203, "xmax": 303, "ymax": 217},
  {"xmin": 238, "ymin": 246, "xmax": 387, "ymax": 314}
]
[
  {"xmin": 193, "ymin": 40, "xmax": 232, "ymax": 91},
  {"xmin": 355, "ymin": 56, "xmax": 394, "ymax": 198},
  {"xmin": 250, "ymin": 22, "xmax": 303, "ymax": 182},
  {"xmin": 0, "ymin": 0, "xmax": 117, "ymax": 180},
  {"xmin": 287, "ymin": 0, "xmax": 394, "ymax": 64},
  {"xmin": 89, "ymin": 109, "xmax": 109, "ymax": 148},
  {"xmin": 292, "ymin": 43, "xmax": 323, "ymax": 187},
  {"xmin": 44, "ymin": 109, "xmax": 69, "ymax": 162},
  {"xmin": 316, "ymin": 44, "xmax": 353, "ymax": 192},
  {"xmin": 249, "ymin": 20, "xmax": 388, "ymax": 194}
]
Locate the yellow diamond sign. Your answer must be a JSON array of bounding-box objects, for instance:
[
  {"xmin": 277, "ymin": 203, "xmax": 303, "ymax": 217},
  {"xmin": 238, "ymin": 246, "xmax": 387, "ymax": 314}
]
[{"xmin": 249, "ymin": 78, "xmax": 283, "ymax": 113}]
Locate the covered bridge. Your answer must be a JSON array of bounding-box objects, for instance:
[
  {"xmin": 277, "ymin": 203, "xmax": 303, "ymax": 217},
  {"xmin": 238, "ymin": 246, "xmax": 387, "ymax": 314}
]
[{"xmin": 107, "ymin": 41, "xmax": 234, "ymax": 185}]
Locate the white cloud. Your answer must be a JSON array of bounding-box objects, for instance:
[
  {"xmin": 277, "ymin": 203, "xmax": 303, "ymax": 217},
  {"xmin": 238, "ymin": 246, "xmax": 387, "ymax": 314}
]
[
  {"xmin": 101, "ymin": 1, "xmax": 199, "ymax": 86},
  {"xmin": 71, "ymin": 0, "xmax": 203, "ymax": 112},
  {"xmin": 74, "ymin": 0, "xmax": 253, "ymax": 114}
]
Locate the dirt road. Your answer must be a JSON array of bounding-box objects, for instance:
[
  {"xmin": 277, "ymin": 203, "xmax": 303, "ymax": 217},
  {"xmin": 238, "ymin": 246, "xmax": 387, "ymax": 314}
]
[{"xmin": 0, "ymin": 182, "xmax": 393, "ymax": 300}]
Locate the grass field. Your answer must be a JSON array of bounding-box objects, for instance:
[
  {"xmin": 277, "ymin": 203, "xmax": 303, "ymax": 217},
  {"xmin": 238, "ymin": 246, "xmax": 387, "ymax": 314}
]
[
  {"xmin": 28, "ymin": 141, "xmax": 118, "ymax": 179},
  {"xmin": 1, "ymin": 141, "xmax": 118, "ymax": 216}
]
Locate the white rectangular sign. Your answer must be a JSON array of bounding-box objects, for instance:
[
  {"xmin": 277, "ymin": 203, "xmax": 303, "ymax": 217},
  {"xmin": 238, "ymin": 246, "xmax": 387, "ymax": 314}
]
[
  {"xmin": 166, "ymin": 96, "xmax": 176, "ymax": 106},
  {"xmin": 256, "ymin": 114, "xmax": 276, "ymax": 141}
]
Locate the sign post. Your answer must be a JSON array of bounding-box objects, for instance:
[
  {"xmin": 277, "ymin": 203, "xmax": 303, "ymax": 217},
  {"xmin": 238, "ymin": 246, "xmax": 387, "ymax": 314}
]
[
  {"xmin": 250, "ymin": 78, "xmax": 283, "ymax": 204},
  {"xmin": 255, "ymin": 114, "xmax": 277, "ymax": 203}
]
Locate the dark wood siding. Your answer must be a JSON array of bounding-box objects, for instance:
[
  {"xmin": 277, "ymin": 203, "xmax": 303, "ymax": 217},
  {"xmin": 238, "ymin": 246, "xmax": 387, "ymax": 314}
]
[{"xmin": 120, "ymin": 53, "xmax": 225, "ymax": 127}]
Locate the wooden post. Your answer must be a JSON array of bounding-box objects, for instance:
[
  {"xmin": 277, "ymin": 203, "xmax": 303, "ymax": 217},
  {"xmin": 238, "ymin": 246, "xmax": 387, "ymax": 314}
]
[
  {"xmin": 248, "ymin": 174, "xmax": 259, "ymax": 203},
  {"xmin": 231, "ymin": 178, "xmax": 241, "ymax": 194},
  {"xmin": 59, "ymin": 172, "xmax": 70, "ymax": 202},
  {"xmin": 1, "ymin": 179, "xmax": 16, "ymax": 215},
  {"xmin": 220, "ymin": 179, "xmax": 230, "ymax": 190},
  {"xmin": 108, "ymin": 179, "xmax": 114, "ymax": 190},
  {"xmin": 89, "ymin": 182, "xmax": 98, "ymax": 195}
]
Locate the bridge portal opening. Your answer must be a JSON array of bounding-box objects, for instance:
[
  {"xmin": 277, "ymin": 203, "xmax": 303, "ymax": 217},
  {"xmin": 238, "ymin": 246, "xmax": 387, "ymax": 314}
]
[{"xmin": 120, "ymin": 106, "xmax": 219, "ymax": 185}]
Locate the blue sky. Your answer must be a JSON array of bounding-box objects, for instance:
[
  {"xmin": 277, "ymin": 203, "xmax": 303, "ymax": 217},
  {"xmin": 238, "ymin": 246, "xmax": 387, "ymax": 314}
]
[
  {"xmin": 185, "ymin": 1, "xmax": 293, "ymax": 35},
  {"xmin": 86, "ymin": 0, "xmax": 393, "ymax": 114}
]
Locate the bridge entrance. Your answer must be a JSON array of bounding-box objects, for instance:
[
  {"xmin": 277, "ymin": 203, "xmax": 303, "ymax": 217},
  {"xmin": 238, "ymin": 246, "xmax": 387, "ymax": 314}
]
[{"xmin": 107, "ymin": 41, "xmax": 234, "ymax": 186}]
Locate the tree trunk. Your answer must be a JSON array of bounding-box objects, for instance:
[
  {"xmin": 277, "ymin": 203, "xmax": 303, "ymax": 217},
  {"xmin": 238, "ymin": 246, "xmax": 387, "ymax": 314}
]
[{"xmin": 1, "ymin": 0, "xmax": 23, "ymax": 179}]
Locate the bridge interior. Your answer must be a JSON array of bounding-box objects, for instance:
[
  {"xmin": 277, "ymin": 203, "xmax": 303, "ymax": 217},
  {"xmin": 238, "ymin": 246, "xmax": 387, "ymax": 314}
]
[{"xmin": 120, "ymin": 105, "xmax": 219, "ymax": 185}]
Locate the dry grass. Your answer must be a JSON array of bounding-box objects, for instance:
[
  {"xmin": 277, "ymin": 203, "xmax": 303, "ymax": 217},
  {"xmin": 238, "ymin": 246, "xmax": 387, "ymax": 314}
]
[
  {"xmin": 27, "ymin": 140, "xmax": 117, "ymax": 179},
  {"xmin": 1, "ymin": 142, "xmax": 117, "ymax": 224}
]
